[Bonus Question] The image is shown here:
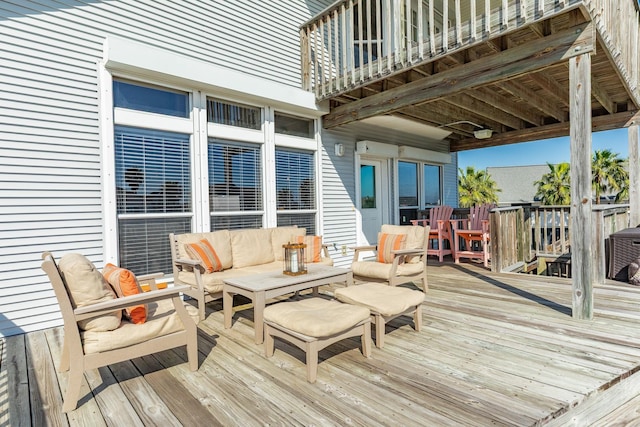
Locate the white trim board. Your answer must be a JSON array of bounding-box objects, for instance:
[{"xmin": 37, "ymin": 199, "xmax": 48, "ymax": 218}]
[
  {"xmin": 103, "ymin": 36, "xmax": 328, "ymax": 117},
  {"xmin": 356, "ymin": 140, "xmax": 452, "ymax": 164}
]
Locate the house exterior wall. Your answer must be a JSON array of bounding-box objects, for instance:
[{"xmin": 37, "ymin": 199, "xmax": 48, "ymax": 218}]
[
  {"xmin": 0, "ymin": 0, "xmax": 332, "ymax": 337},
  {"xmin": 0, "ymin": 0, "xmax": 458, "ymax": 336}
]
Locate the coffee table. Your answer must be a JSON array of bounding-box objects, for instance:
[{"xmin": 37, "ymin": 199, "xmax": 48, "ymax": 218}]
[{"xmin": 223, "ymin": 265, "xmax": 354, "ymax": 344}]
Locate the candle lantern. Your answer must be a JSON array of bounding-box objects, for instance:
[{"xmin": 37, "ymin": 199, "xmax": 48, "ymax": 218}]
[{"xmin": 283, "ymin": 242, "xmax": 307, "ymax": 276}]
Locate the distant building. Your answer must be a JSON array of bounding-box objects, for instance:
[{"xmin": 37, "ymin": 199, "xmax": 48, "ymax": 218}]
[{"xmin": 487, "ymin": 165, "xmax": 549, "ymax": 206}]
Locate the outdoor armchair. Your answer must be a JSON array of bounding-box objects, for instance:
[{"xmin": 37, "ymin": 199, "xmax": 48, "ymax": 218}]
[
  {"xmin": 411, "ymin": 205, "xmax": 455, "ymax": 262},
  {"xmin": 351, "ymin": 224, "xmax": 429, "ymax": 289},
  {"xmin": 41, "ymin": 252, "xmax": 199, "ymax": 412},
  {"xmin": 450, "ymin": 203, "xmax": 494, "ymax": 268}
]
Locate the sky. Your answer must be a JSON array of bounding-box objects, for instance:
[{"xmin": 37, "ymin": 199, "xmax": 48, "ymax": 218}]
[{"xmin": 457, "ymin": 127, "xmax": 630, "ymax": 171}]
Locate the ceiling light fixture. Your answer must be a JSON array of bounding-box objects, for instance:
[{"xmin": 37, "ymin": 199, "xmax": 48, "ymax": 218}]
[{"xmin": 438, "ymin": 120, "xmax": 493, "ymax": 139}]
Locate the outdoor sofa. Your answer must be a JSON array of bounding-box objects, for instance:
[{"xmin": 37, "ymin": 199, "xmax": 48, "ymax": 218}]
[{"xmin": 170, "ymin": 226, "xmax": 332, "ymax": 319}]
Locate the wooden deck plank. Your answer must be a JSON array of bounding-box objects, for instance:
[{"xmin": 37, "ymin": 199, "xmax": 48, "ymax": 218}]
[
  {"xmin": 6, "ymin": 262, "xmax": 640, "ymax": 425},
  {"xmin": 25, "ymin": 330, "xmax": 68, "ymax": 427},
  {"xmin": 1, "ymin": 334, "xmax": 30, "ymax": 426},
  {"xmin": 82, "ymin": 366, "xmax": 144, "ymax": 424},
  {"xmin": 43, "ymin": 328, "xmax": 107, "ymax": 427},
  {"xmin": 109, "ymin": 358, "xmax": 184, "ymax": 426}
]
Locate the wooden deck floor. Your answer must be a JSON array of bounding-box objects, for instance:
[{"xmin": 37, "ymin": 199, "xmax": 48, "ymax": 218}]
[{"xmin": 4, "ymin": 261, "xmax": 640, "ymax": 426}]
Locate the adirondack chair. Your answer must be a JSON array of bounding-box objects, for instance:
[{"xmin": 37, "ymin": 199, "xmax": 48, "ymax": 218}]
[
  {"xmin": 450, "ymin": 203, "xmax": 494, "ymax": 268},
  {"xmin": 411, "ymin": 205, "xmax": 454, "ymax": 262},
  {"xmin": 41, "ymin": 252, "xmax": 199, "ymax": 412}
]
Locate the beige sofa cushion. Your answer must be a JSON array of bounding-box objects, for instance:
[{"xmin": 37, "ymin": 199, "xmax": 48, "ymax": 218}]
[
  {"xmin": 271, "ymin": 226, "xmax": 306, "ymax": 261},
  {"xmin": 264, "ymin": 298, "xmax": 370, "ymax": 338},
  {"xmin": 381, "ymin": 225, "xmax": 425, "ymax": 249},
  {"xmin": 58, "ymin": 253, "xmax": 122, "ymax": 331},
  {"xmin": 231, "ymin": 228, "xmax": 274, "ymax": 268},
  {"xmin": 351, "ymin": 260, "xmax": 424, "ymax": 280},
  {"xmin": 380, "ymin": 225, "xmax": 426, "ymax": 263},
  {"xmin": 176, "ymin": 230, "xmax": 232, "ymax": 270},
  {"xmin": 334, "ymin": 283, "xmax": 425, "ymax": 317},
  {"xmin": 82, "ymin": 300, "xmax": 198, "ymax": 353}
]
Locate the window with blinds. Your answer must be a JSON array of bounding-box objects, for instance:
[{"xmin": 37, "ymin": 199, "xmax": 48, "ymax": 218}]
[
  {"xmin": 208, "ymin": 139, "xmax": 263, "ymax": 230},
  {"xmin": 276, "ymin": 149, "xmax": 316, "ymax": 233},
  {"xmin": 207, "ymin": 98, "xmax": 261, "ymax": 129},
  {"xmin": 114, "ymin": 126, "xmax": 192, "ymax": 274}
]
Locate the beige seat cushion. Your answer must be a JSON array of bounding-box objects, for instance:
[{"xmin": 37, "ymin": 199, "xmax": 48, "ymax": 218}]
[
  {"xmin": 334, "ymin": 283, "xmax": 425, "ymax": 317},
  {"xmin": 82, "ymin": 300, "xmax": 199, "ymax": 354},
  {"xmin": 271, "ymin": 227, "xmax": 306, "ymax": 261},
  {"xmin": 58, "ymin": 253, "xmax": 122, "ymax": 331},
  {"xmin": 231, "ymin": 228, "xmax": 274, "ymax": 268},
  {"xmin": 381, "ymin": 225, "xmax": 425, "ymax": 250},
  {"xmin": 380, "ymin": 225, "xmax": 426, "ymax": 263},
  {"xmin": 351, "ymin": 260, "xmax": 424, "ymax": 280},
  {"xmin": 264, "ymin": 298, "xmax": 370, "ymax": 338},
  {"xmin": 176, "ymin": 230, "xmax": 232, "ymax": 270}
]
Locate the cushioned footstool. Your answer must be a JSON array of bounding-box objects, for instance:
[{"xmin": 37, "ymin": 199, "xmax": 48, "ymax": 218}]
[
  {"xmin": 334, "ymin": 283, "xmax": 425, "ymax": 348},
  {"xmin": 263, "ymin": 297, "xmax": 371, "ymax": 383}
]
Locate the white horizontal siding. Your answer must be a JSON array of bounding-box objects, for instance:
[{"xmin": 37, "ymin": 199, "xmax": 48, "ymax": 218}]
[
  {"xmin": 0, "ymin": 0, "xmax": 334, "ymax": 337},
  {"xmin": 320, "ymin": 129, "xmax": 358, "ymax": 268},
  {"xmin": 443, "ymin": 154, "xmax": 460, "ymax": 206}
]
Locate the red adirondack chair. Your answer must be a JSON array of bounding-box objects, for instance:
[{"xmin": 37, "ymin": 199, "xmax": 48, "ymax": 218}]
[
  {"xmin": 411, "ymin": 205, "xmax": 454, "ymax": 262},
  {"xmin": 450, "ymin": 203, "xmax": 493, "ymax": 268}
]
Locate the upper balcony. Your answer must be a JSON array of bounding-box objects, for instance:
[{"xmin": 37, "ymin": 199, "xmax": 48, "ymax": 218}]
[{"xmin": 300, "ymin": 0, "xmax": 640, "ymax": 149}]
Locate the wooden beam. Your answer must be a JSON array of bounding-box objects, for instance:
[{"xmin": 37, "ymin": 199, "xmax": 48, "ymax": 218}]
[
  {"xmin": 322, "ymin": 23, "xmax": 595, "ymax": 129},
  {"xmin": 590, "ymin": 78, "xmax": 616, "ymax": 114},
  {"xmin": 500, "ymin": 80, "xmax": 569, "ymax": 122},
  {"xmin": 630, "ymin": 124, "xmax": 640, "ymax": 227},
  {"xmin": 569, "ymin": 52, "xmax": 593, "ymax": 320},
  {"xmin": 469, "ymin": 87, "xmax": 545, "ymax": 126},
  {"xmin": 445, "ymin": 93, "xmax": 524, "ymax": 130},
  {"xmin": 450, "ymin": 110, "xmax": 639, "ymax": 151},
  {"xmin": 528, "ymin": 71, "xmax": 570, "ymax": 107}
]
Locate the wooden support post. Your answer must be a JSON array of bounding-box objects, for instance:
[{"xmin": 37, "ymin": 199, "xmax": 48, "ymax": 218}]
[
  {"xmin": 569, "ymin": 52, "xmax": 593, "ymax": 320},
  {"xmin": 629, "ymin": 124, "xmax": 640, "ymax": 227}
]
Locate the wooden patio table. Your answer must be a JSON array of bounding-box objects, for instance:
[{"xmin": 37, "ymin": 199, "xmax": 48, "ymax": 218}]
[{"xmin": 223, "ymin": 265, "xmax": 353, "ymax": 344}]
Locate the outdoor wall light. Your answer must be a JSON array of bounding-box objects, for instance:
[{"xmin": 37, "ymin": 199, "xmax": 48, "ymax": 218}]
[
  {"xmin": 335, "ymin": 143, "xmax": 345, "ymax": 156},
  {"xmin": 439, "ymin": 120, "xmax": 493, "ymax": 139},
  {"xmin": 473, "ymin": 128, "xmax": 493, "ymax": 139}
]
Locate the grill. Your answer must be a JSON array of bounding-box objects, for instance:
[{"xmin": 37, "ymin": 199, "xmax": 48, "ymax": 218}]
[{"xmin": 608, "ymin": 227, "xmax": 640, "ymax": 281}]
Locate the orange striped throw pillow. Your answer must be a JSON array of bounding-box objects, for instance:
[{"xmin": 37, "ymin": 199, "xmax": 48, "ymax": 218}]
[
  {"xmin": 102, "ymin": 263, "xmax": 146, "ymax": 324},
  {"xmin": 185, "ymin": 239, "xmax": 222, "ymax": 273},
  {"xmin": 297, "ymin": 235, "xmax": 323, "ymax": 263},
  {"xmin": 377, "ymin": 233, "xmax": 407, "ymax": 263}
]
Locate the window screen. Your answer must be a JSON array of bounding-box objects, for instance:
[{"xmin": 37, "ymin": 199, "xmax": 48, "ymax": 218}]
[
  {"xmin": 114, "ymin": 126, "xmax": 192, "ymax": 275},
  {"xmin": 208, "ymin": 139, "xmax": 263, "ymax": 230},
  {"xmin": 276, "ymin": 149, "xmax": 315, "ymax": 232},
  {"xmin": 207, "ymin": 98, "xmax": 261, "ymax": 130}
]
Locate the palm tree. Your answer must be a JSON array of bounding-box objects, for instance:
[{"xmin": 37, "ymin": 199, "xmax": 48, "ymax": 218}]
[
  {"xmin": 592, "ymin": 149, "xmax": 628, "ymax": 204},
  {"xmin": 534, "ymin": 162, "xmax": 571, "ymax": 205},
  {"xmin": 458, "ymin": 166, "xmax": 500, "ymax": 208}
]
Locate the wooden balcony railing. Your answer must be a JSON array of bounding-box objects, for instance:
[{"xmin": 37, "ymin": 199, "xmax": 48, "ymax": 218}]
[
  {"xmin": 490, "ymin": 204, "xmax": 630, "ymax": 282},
  {"xmin": 300, "ymin": 0, "xmax": 640, "ymax": 103},
  {"xmin": 588, "ymin": 0, "xmax": 640, "ymax": 96}
]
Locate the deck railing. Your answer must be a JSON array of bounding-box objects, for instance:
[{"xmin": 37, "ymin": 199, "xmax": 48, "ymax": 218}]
[
  {"xmin": 490, "ymin": 204, "xmax": 630, "ymax": 282},
  {"xmin": 300, "ymin": 0, "xmax": 640, "ymax": 102},
  {"xmin": 300, "ymin": 0, "xmax": 583, "ymax": 98},
  {"xmin": 587, "ymin": 0, "xmax": 640, "ymax": 96}
]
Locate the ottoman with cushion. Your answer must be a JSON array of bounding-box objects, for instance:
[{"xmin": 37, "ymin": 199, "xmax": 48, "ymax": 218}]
[
  {"xmin": 334, "ymin": 283, "xmax": 425, "ymax": 348},
  {"xmin": 263, "ymin": 297, "xmax": 372, "ymax": 383}
]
